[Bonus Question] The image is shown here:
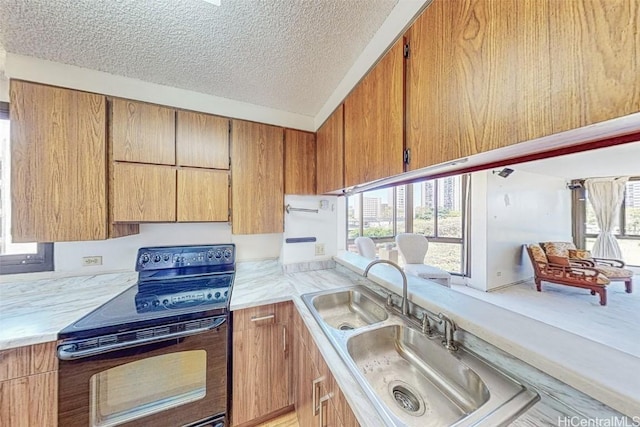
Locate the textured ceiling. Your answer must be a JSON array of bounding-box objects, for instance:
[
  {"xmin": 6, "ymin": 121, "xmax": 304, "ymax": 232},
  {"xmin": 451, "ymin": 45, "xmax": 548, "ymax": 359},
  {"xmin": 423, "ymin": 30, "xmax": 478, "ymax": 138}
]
[{"xmin": 0, "ymin": 0, "xmax": 398, "ymax": 116}]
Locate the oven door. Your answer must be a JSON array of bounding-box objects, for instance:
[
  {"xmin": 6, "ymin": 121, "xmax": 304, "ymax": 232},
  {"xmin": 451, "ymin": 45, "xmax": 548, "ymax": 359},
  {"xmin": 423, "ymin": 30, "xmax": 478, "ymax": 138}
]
[{"xmin": 58, "ymin": 321, "xmax": 228, "ymax": 427}]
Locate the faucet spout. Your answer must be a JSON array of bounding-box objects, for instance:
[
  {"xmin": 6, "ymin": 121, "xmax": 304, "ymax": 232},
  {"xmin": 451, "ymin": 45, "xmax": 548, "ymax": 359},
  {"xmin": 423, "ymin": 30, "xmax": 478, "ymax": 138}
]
[{"xmin": 363, "ymin": 259, "xmax": 409, "ymax": 316}]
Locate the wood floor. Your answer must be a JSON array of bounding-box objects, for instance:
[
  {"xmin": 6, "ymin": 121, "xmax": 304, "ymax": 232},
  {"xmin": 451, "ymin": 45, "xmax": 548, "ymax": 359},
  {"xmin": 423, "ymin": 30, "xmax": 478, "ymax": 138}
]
[
  {"xmin": 452, "ymin": 274, "xmax": 640, "ymax": 357},
  {"xmin": 255, "ymin": 411, "xmax": 299, "ymax": 427}
]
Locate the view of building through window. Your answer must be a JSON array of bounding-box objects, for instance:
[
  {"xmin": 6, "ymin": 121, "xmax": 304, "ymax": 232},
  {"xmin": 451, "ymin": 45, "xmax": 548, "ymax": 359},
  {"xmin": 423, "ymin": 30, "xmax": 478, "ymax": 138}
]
[
  {"xmin": 0, "ymin": 118, "xmax": 38, "ymax": 256},
  {"xmin": 347, "ymin": 175, "xmax": 467, "ymax": 274}
]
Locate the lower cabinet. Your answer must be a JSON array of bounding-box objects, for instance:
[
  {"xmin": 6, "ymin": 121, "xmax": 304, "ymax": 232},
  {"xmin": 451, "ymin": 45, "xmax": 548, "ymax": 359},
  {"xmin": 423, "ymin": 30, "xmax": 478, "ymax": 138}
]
[
  {"xmin": 0, "ymin": 342, "xmax": 58, "ymax": 427},
  {"xmin": 231, "ymin": 303, "xmax": 360, "ymax": 427},
  {"xmin": 293, "ymin": 309, "xmax": 359, "ymax": 427},
  {"xmin": 232, "ymin": 302, "xmax": 293, "ymax": 426}
]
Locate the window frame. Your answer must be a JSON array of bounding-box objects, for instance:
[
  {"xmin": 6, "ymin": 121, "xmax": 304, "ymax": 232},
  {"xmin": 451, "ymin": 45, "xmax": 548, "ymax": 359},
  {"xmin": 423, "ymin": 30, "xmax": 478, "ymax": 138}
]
[
  {"xmin": 346, "ymin": 175, "xmax": 469, "ymax": 276},
  {"xmin": 573, "ymin": 176, "xmax": 640, "ymax": 266},
  {"xmin": 0, "ymin": 101, "xmax": 55, "ymax": 275}
]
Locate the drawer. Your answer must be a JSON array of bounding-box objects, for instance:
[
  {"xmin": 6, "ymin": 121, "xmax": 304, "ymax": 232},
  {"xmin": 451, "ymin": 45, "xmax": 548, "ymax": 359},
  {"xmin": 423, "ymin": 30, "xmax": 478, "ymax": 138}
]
[{"xmin": 233, "ymin": 302, "xmax": 292, "ymax": 331}]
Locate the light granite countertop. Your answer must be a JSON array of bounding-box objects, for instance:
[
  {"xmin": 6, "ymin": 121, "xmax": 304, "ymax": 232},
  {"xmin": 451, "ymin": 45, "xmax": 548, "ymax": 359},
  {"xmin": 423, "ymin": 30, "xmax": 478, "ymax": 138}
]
[{"xmin": 1, "ymin": 256, "xmax": 637, "ymax": 425}]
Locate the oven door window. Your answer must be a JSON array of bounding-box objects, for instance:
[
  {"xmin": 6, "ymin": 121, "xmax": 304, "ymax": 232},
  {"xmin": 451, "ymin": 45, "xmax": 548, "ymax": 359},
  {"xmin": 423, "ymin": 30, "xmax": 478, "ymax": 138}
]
[{"xmin": 90, "ymin": 350, "xmax": 207, "ymax": 427}]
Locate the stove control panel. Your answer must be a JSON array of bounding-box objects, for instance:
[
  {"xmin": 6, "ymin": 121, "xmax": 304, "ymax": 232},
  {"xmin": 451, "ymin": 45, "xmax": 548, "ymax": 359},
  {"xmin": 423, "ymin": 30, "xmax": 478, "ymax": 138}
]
[
  {"xmin": 136, "ymin": 244, "xmax": 235, "ymax": 271},
  {"xmin": 135, "ymin": 287, "xmax": 230, "ymax": 313}
]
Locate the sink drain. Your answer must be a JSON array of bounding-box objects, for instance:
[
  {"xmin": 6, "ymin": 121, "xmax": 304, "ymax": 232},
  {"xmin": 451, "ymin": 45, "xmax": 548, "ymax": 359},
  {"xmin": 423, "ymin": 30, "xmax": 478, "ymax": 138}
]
[
  {"xmin": 337, "ymin": 322, "xmax": 355, "ymax": 331},
  {"xmin": 391, "ymin": 385, "xmax": 423, "ymax": 415}
]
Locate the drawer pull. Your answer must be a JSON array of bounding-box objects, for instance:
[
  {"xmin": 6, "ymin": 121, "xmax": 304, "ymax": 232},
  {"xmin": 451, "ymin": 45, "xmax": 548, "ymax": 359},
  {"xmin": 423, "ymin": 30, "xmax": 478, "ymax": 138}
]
[
  {"xmin": 312, "ymin": 376, "xmax": 324, "ymax": 415},
  {"xmin": 319, "ymin": 395, "xmax": 330, "ymax": 427},
  {"xmin": 250, "ymin": 314, "xmax": 275, "ymax": 322}
]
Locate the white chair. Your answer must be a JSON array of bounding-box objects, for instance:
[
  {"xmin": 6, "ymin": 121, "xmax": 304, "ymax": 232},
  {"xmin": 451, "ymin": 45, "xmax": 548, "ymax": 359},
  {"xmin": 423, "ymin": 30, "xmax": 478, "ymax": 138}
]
[
  {"xmin": 395, "ymin": 233, "xmax": 451, "ymax": 287},
  {"xmin": 355, "ymin": 236, "xmax": 377, "ymax": 259}
]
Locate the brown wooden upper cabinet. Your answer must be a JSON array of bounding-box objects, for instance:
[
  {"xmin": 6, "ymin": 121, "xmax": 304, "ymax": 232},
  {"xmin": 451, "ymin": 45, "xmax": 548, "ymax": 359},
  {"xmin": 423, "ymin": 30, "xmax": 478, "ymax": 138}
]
[
  {"xmin": 111, "ymin": 98, "xmax": 175, "ymax": 165},
  {"xmin": 110, "ymin": 101, "xmax": 230, "ymax": 224},
  {"xmin": 316, "ymin": 104, "xmax": 344, "ymax": 194},
  {"xmin": 231, "ymin": 120, "xmax": 284, "ymax": 234},
  {"xmin": 284, "ymin": 129, "xmax": 316, "ymax": 195},
  {"xmin": 176, "ymin": 110, "xmax": 230, "ymax": 169},
  {"xmin": 344, "ymin": 39, "xmax": 404, "ymax": 188},
  {"xmin": 10, "ymin": 80, "xmax": 109, "ymax": 242},
  {"xmin": 405, "ymin": 0, "xmax": 640, "ymax": 171}
]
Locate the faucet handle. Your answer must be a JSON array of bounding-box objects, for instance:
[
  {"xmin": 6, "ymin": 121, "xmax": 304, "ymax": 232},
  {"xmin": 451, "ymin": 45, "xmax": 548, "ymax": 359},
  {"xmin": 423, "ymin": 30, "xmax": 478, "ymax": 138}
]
[{"xmin": 386, "ymin": 293, "xmax": 394, "ymax": 307}]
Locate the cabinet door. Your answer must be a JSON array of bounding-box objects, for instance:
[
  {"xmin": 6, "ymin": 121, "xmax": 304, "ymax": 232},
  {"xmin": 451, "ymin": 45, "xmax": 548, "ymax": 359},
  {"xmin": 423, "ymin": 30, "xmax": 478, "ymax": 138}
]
[
  {"xmin": 316, "ymin": 105, "xmax": 344, "ymax": 194},
  {"xmin": 10, "ymin": 80, "xmax": 108, "ymax": 242},
  {"xmin": 284, "ymin": 129, "xmax": 316, "ymax": 195},
  {"xmin": 111, "ymin": 98, "xmax": 175, "ymax": 165},
  {"xmin": 176, "ymin": 111, "xmax": 230, "ymax": 169},
  {"xmin": 344, "ymin": 39, "xmax": 404, "ymax": 188},
  {"xmin": 177, "ymin": 169, "xmax": 229, "ymax": 222},
  {"xmin": 549, "ymin": 0, "xmax": 640, "ymax": 134},
  {"xmin": 232, "ymin": 303, "xmax": 291, "ymax": 426},
  {"xmin": 231, "ymin": 120, "xmax": 284, "ymax": 234},
  {"xmin": 111, "ymin": 163, "xmax": 176, "ymax": 222},
  {"xmin": 0, "ymin": 371, "xmax": 58, "ymax": 427}
]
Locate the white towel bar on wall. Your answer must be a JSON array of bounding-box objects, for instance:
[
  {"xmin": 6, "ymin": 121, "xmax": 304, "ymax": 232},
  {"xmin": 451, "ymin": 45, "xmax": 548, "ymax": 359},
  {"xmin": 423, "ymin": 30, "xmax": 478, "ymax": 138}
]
[{"xmin": 285, "ymin": 204, "xmax": 319, "ymax": 214}]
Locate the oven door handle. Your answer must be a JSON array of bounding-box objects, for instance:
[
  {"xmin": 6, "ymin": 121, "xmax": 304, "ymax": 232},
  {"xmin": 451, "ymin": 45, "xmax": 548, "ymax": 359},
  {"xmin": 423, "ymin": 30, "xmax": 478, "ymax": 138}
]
[{"xmin": 57, "ymin": 316, "xmax": 226, "ymax": 361}]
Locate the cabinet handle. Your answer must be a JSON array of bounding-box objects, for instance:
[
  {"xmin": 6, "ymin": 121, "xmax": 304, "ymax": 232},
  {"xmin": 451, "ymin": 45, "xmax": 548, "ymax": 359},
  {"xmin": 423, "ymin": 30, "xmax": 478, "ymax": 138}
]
[
  {"xmin": 250, "ymin": 314, "xmax": 275, "ymax": 322},
  {"xmin": 312, "ymin": 376, "xmax": 324, "ymax": 415},
  {"xmin": 318, "ymin": 395, "xmax": 330, "ymax": 427},
  {"xmin": 283, "ymin": 325, "xmax": 287, "ymax": 354}
]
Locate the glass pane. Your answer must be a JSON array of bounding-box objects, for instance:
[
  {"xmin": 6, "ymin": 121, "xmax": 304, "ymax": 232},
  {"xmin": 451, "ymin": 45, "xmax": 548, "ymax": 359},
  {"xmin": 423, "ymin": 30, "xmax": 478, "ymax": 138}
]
[
  {"xmin": 396, "ymin": 185, "xmax": 406, "ymax": 234},
  {"xmin": 362, "ymin": 188, "xmax": 394, "ymax": 238},
  {"xmin": 436, "ymin": 176, "xmax": 462, "ymax": 238},
  {"xmin": 0, "ymin": 118, "xmax": 37, "ymax": 255},
  {"xmin": 347, "ymin": 195, "xmax": 360, "ymax": 240},
  {"xmin": 90, "ymin": 350, "xmax": 206, "ymax": 427},
  {"xmin": 624, "ymin": 181, "xmax": 640, "ymax": 236},
  {"xmin": 586, "ymin": 237, "xmax": 640, "ymax": 267},
  {"xmin": 425, "ymin": 242, "xmax": 462, "ymax": 274},
  {"xmin": 413, "ymin": 181, "xmax": 435, "ymax": 236}
]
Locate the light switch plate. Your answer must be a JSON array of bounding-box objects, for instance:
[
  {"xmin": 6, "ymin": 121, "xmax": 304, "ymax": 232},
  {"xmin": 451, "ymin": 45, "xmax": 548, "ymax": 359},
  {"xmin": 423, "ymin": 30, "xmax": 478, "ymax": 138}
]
[{"xmin": 315, "ymin": 243, "xmax": 325, "ymax": 256}]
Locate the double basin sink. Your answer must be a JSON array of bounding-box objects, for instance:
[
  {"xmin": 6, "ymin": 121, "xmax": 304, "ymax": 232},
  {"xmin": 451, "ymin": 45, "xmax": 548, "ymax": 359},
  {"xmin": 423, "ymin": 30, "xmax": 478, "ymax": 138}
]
[{"xmin": 301, "ymin": 286, "xmax": 539, "ymax": 426}]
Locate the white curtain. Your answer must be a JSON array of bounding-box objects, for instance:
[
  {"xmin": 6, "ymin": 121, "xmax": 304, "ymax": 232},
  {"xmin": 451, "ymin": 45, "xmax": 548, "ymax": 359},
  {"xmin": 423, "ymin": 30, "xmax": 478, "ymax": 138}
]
[{"xmin": 585, "ymin": 177, "xmax": 629, "ymax": 259}]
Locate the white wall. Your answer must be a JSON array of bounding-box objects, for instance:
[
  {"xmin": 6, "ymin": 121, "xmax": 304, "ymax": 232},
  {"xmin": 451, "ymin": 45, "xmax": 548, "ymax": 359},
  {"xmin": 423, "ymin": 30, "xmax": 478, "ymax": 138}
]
[
  {"xmin": 280, "ymin": 195, "xmax": 339, "ymax": 265},
  {"xmin": 0, "ymin": 74, "xmax": 8, "ymax": 102},
  {"xmin": 55, "ymin": 223, "xmax": 282, "ymax": 274},
  {"xmin": 4, "ymin": 53, "xmax": 314, "ymax": 131},
  {"xmin": 469, "ymin": 170, "xmax": 572, "ymax": 291}
]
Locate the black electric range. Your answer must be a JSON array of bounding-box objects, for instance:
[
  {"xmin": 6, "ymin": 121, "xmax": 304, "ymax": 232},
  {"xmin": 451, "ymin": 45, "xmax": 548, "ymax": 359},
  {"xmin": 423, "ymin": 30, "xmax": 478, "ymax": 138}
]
[{"xmin": 58, "ymin": 244, "xmax": 235, "ymax": 341}]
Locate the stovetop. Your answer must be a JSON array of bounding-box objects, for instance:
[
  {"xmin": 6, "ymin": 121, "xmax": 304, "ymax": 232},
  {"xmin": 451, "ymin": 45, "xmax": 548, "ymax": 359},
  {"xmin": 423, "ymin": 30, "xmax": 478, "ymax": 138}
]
[{"xmin": 58, "ymin": 244, "xmax": 235, "ymax": 340}]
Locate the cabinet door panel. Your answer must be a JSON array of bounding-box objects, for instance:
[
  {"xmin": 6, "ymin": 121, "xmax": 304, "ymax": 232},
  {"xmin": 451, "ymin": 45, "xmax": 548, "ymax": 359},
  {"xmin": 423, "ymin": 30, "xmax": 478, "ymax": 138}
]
[
  {"xmin": 10, "ymin": 80, "xmax": 107, "ymax": 242},
  {"xmin": 111, "ymin": 98, "xmax": 175, "ymax": 165},
  {"xmin": 550, "ymin": 0, "xmax": 640, "ymax": 133},
  {"xmin": 284, "ymin": 129, "xmax": 316, "ymax": 195},
  {"xmin": 232, "ymin": 325, "xmax": 289, "ymax": 425},
  {"xmin": 316, "ymin": 105, "xmax": 344, "ymax": 194},
  {"xmin": 176, "ymin": 111, "xmax": 230, "ymax": 169},
  {"xmin": 0, "ymin": 371, "xmax": 57, "ymax": 427},
  {"xmin": 177, "ymin": 169, "xmax": 229, "ymax": 222},
  {"xmin": 111, "ymin": 163, "xmax": 176, "ymax": 222},
  {"xmin": 231, "ymin": 120, "xmax": 284, "ymax": 234},
  {"xmin": 344, "ymin": 39, "xmax": 404, "ymax": 187}
]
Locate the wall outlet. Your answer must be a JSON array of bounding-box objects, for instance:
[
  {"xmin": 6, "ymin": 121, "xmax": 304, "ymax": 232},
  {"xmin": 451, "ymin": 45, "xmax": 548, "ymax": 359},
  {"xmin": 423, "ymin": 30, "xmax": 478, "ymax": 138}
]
[
  {"xmin": 315, "ymin": 243, "xmax": 325, "ymax": 256},
  {"xmin": 496, "ymin": 271, "xmax": 502, "ymax": 277},
  {"xmin": 82, "ymin": 256, "xmax": 103, "ymax": 266}
]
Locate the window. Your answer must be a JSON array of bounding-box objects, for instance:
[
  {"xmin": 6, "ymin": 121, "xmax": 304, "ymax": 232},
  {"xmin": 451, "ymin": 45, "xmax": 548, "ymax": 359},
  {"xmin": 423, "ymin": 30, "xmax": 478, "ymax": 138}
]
[
  {"xmin": 347, "ymin": 174, "xmax": 469, "ymax": 275},
  {"xmin": 0, "ymin": 102, "xmax": 54, "ymax": 274},
  {"xmin": 575, "ymin": 178, "xmax": 640, "ymax": 267}
]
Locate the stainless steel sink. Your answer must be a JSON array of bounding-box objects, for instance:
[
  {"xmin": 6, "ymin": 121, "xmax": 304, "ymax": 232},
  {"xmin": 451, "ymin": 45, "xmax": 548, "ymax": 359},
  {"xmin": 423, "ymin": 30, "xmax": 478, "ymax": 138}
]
[
  {"xmin": 302, "ymin": 286, "xmax": 539, "ymax": 426},
  {"xmin": 311, "ymin": 289, "xmax": 388, "ymax": 330}
]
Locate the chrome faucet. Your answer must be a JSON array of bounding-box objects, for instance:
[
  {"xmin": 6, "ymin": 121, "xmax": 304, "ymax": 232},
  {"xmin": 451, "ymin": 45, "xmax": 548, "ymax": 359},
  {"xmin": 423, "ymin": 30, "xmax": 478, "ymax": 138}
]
[
  {"xmin": 363, "ymin": 259, "xmax": 409, "ymax": 316},
  {"xmin": 438, "ymin": 313, "xmax": 458, "ymax": 351}
]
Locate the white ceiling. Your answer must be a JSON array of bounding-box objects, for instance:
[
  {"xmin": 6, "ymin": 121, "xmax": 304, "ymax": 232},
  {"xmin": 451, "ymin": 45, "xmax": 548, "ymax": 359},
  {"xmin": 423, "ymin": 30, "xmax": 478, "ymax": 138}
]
[
  {"xmin": 511, "ymin": 141, "xmax": 640, "ymax": 180},
  {"xmin": 0, "ymin": 0, "xmax": 401, "ymax": 117}
]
